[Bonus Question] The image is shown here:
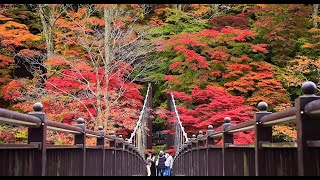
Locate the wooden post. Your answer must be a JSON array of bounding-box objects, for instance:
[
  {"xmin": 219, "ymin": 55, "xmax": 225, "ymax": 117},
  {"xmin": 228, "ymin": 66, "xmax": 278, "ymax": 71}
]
[
  {"xmin": 109, "ymin": 135, "xmax": 116, "ymax": 147},
  {"xmin": 183, "ymin": 144, "xmax": 188, "ymax": 175},
  {"xmin": 133, "ymin": 147, "xmax": 138, "ymax": 175},
  {"xmin": 222, "ymin": 117, "xmax": 233, "ymax": 176},
  {"xmin": 116, "ymin": 135, "xmax": 124, "ymax": 148},
  {"xmin": 75, "ymin": 118, "xmax": 86, "ymax": 176},
  {"xmin": 97, "ymin": 126, "xmax": 105, "ymax": 176},
  {"xmin": 108, "ymin": 133, "xmax": 116, "ymax": 176},
  {"xmin": 206, "ymin": 125, "xmax": 215, "ymax": 176},
  {"xmin": 175, "ymin": 150, "xmax": 178, "ymax": 176},
  {"xmin": 198, "ymin": 131, "xmax": 205, "ymax": 147},
  {"xmin": 191, "ymin": 134, "xmax": 199, "ymax": 176},
  {"xmin": 198, "ymin": 131, "xmax": 206, "ymax": 176},
  {"xmin": 128, "ymin": 144, "xmax": 133, "ymax": 176},
  {"xmin": 254, "ymin": 102, "xmax": 272, "ymax": 176},
  {"xmin": 295, "ymin": 82, "xmax": 320, "ymax": 176},
  {"xmin": 125, "ymin": 139, "xmax": 131, "ymax": 176},
  {"xmin": 207, "ymin": 125, "xmax": 215, "ymax": 145},
  {"xmin": 116, "ymin": 135, "xmax": 124, "ymax": 176},
  {"xmin": 28, "ymin": 103, "xmax": 47, "ymax": 176},
  {"xmin": 187, "ymin": 140, "xmax": 192, "ymax": 176}
]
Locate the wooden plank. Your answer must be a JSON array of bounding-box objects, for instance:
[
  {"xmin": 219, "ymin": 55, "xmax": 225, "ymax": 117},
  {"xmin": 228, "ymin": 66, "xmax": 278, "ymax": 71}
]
[
  {"xmin": 208, "ymin": 145, "xmax": 223, "ymax": 149},
  {"xmin": 47, "ymin": 145, "xmax": 82, "ymax": 149},
  {"xmin": 226, "ymin": 120, "xmax": 255, "ymax": 133},
  {"xmin": 0, "ymin": 144, "xmax": 39, "ymax": 149},
  {"xmin": 260, "ymin": 142, "xmax": 297, "ymax": 148},
  {"xmin": 227, "ymin": 144, "xmax": 255, "ymax": 148},
  {"xmin": 307, "ymin": 140, "xmax": 320, "ymax": 147},
  {"xmin": 260, "ymin": 107, "xmax": 296, "ymax": 126},
  {"xmin": 0, "ymin": 108, "xmax": 41, "ymax": 128}
]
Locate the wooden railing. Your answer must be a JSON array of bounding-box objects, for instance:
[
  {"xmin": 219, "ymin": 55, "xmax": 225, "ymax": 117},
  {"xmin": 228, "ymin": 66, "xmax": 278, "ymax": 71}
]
[
  {"xmin": 0, "ymin": 103, "xmax": 146, "ymax": 176},
  {"xmin": 172, "ymin": 81, "xmax": 320, "ymax": 176}
]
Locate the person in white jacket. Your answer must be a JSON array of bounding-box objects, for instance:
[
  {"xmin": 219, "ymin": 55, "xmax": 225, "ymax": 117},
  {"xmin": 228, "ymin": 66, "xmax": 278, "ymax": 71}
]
[{"xmin": 164, "ymin": 152, "xmax": 173, "ymax": 176}]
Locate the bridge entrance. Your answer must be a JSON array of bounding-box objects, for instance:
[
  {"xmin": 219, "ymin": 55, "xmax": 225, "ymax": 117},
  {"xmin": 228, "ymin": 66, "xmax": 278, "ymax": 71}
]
[{"xmin": 1, "ymin": 82, "xmax": 320, "ymax": 176}]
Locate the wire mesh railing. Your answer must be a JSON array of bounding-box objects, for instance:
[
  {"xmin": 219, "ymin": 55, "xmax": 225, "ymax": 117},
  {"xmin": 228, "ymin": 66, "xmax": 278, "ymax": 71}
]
[
  {"xmin": 169, "ymin": 93, "xmax": 188, "ymax": 155},
  {"xmin": 129, "ymin": 83, "xmax": 152, "ymax": 154}
]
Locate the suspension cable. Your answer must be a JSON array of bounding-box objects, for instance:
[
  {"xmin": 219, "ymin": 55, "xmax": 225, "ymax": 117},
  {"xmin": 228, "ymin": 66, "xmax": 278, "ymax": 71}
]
[
  {"xmin": 170, "ymin": 93, "xmax": 188, "ymax": 143},
  {"xmin": 129, "ymin": 83, "xmax": 151, "ymax": 143}
]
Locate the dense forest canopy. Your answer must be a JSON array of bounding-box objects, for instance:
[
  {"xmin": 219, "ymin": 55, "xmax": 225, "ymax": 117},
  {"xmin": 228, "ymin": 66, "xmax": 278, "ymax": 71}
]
[{"xmin": 0, "ymin": 4, "xmax": 319, "ymax": 146}]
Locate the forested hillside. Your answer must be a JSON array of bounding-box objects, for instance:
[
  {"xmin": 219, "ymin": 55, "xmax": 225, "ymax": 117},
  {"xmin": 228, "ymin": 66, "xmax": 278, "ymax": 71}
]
[{"xmin": 0, "ymin": 4, "xmax": 319, "ymax": 146}]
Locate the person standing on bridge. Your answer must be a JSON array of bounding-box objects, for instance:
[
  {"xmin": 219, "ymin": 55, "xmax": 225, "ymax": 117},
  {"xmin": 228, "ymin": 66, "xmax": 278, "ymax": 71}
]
[
  {"xmin": 164, "ymin": 152, "xmax": 173, "ymax": 176},
  {"xmin": 155, "ymin": 151, "xmax": 166, "ymax": 176},
  {"xmin": 151, "ymin": 153, "xmax": 157, "ymax": 176},
  {"xmin": 146, "ymin": 153, "xmax": 155, "ymax": 176}
]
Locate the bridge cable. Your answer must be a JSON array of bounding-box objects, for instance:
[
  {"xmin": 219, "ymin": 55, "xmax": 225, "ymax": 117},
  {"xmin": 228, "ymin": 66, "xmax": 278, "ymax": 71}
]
[
  {"xmin": 129, "ymin": 83, "xmax": 151, "ymax": 146},
  {"xmin": 170, "ymin": 93, "xmax": 189, "ymax": 143}
]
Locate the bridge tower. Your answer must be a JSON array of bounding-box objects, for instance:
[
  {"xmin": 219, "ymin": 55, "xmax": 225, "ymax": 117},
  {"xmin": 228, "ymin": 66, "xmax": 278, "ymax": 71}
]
[{"xmin": 146, "ymin": 84, "xmax": 153, "ymax": 150}]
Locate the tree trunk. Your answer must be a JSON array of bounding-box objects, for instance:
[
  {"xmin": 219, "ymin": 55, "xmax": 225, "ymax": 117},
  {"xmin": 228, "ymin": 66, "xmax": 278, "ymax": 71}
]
[
  {"xmin": 313, "ymin": 4, "xmax": 319, "ymax": 28},
  {"xmin": 38, "ymin": 4, "xmax": 55, "ymax": 60},
  {"xmin": 172, "ymin": 4, "xmax": 177, "ymax": 9},
  {"xmin": 173, "ymin": 4, "xmax": 182, "ymax": 11},
  {"xmin": 211, "ymin": 4, "xmax": 220, "ymax": 16},
  {"xmin": 102, "ymin": 5, "xmax": 113, "ymax": 130}
]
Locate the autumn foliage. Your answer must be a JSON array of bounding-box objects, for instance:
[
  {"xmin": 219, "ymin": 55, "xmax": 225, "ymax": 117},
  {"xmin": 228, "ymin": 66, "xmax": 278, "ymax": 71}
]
[
  {"xmin": 0, "ymin": 11, "xmax": 41, "ymax": 109},
  {"xmin": 157, "ymin": 26, "xmax": 290, "ymax": 110},
  {"xmin": 153, "ymin": 12, "xmax": 293, "ymax": 143},
  {"xmin": 208, "ymin": 13, "xmax": 249, "ymax": 31},
  {"xmin": 161, "ymin": 86, "xmax": 254, "ymax": 144},
  {"xmin": 0, "ymin": 4, "xmax": 318, "ymax": 145}
]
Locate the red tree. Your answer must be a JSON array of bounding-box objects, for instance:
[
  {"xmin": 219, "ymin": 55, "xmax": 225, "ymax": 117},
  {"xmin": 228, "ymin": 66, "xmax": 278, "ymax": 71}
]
[
  {"xmin": 161, "ymin": 86, "xmax": 254, "ymax": 144},
  {"xmin": 208, "ymin": 13, "xmax": 249, "ymax": 31}
]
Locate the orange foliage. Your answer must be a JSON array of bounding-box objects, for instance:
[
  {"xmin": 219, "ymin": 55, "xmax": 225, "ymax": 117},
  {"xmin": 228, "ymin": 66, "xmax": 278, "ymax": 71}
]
[
  {"xmin": 0, "ymin": 14, "xmax": 12, "ymax": 21},
  {"xmin": 0, "ymin": 55, "xmax": 14, "ymax": 67},
  {"xmin": 190, "ymin": 4, "xmax": 211, "ymax": 16},
  {"xmin": 0, "ymin": 21, "xmax": 40, "ymax": 46},
  {"xmin": 285, "ymin": 56, "xmax": 320, "ymax": 88},
  {"xmin": 273, "ymin": 125, "xmax": 297, "ymax": 141},
  {"xmin": 1, "ymin": 80, "xmax": 24, "ymax": 101}
]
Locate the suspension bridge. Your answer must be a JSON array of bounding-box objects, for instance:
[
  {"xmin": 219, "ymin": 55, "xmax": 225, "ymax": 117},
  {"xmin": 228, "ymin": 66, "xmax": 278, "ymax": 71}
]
[{"xmin": 0, "ymin": 82, "xmax": 320, "ymax": 176}]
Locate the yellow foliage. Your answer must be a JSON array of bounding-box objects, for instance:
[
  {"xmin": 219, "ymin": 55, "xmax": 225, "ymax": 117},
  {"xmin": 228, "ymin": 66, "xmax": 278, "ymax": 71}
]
[
  {"xmin": 190, "ymin": 4, "xmax": 211, "ymax": 16},
  {"xmin": 302, "ymin": 43, "xmax": 317, "ymax": 49},
  {"xmin": 273, "ymin": 102, "xmax": 293, "ymax": 112},
  {"xmin": 257, "ymin": 4, "xmax": 269, "ymax": 8},
  {"xmin": 287, "ymin": 56, "xmax": 319, "ymax": 81},
  {"xmin": 1, "ymin": 21, "xmax": 27, "ymax": 29},
  {"xmin": 273, "ymin": 125, "xmax": 297, "ymax": 140},
  {"xmin": 309, "ymin": 28, "xmax": 320, "ymax": 34},
  {"xmin": 86, "ymin": 137, "xmax": 96, "ymax": 146}
]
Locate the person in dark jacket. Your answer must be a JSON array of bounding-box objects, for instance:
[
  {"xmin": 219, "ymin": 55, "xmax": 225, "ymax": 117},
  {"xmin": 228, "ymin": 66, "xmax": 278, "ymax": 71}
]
[
  {"xmin": 155, "ymin": 151, "xmax": 166, "ymax": 176},
  {"xmin": 150, "ymin": 153, "xmax": 156, "ymax": 176}
]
